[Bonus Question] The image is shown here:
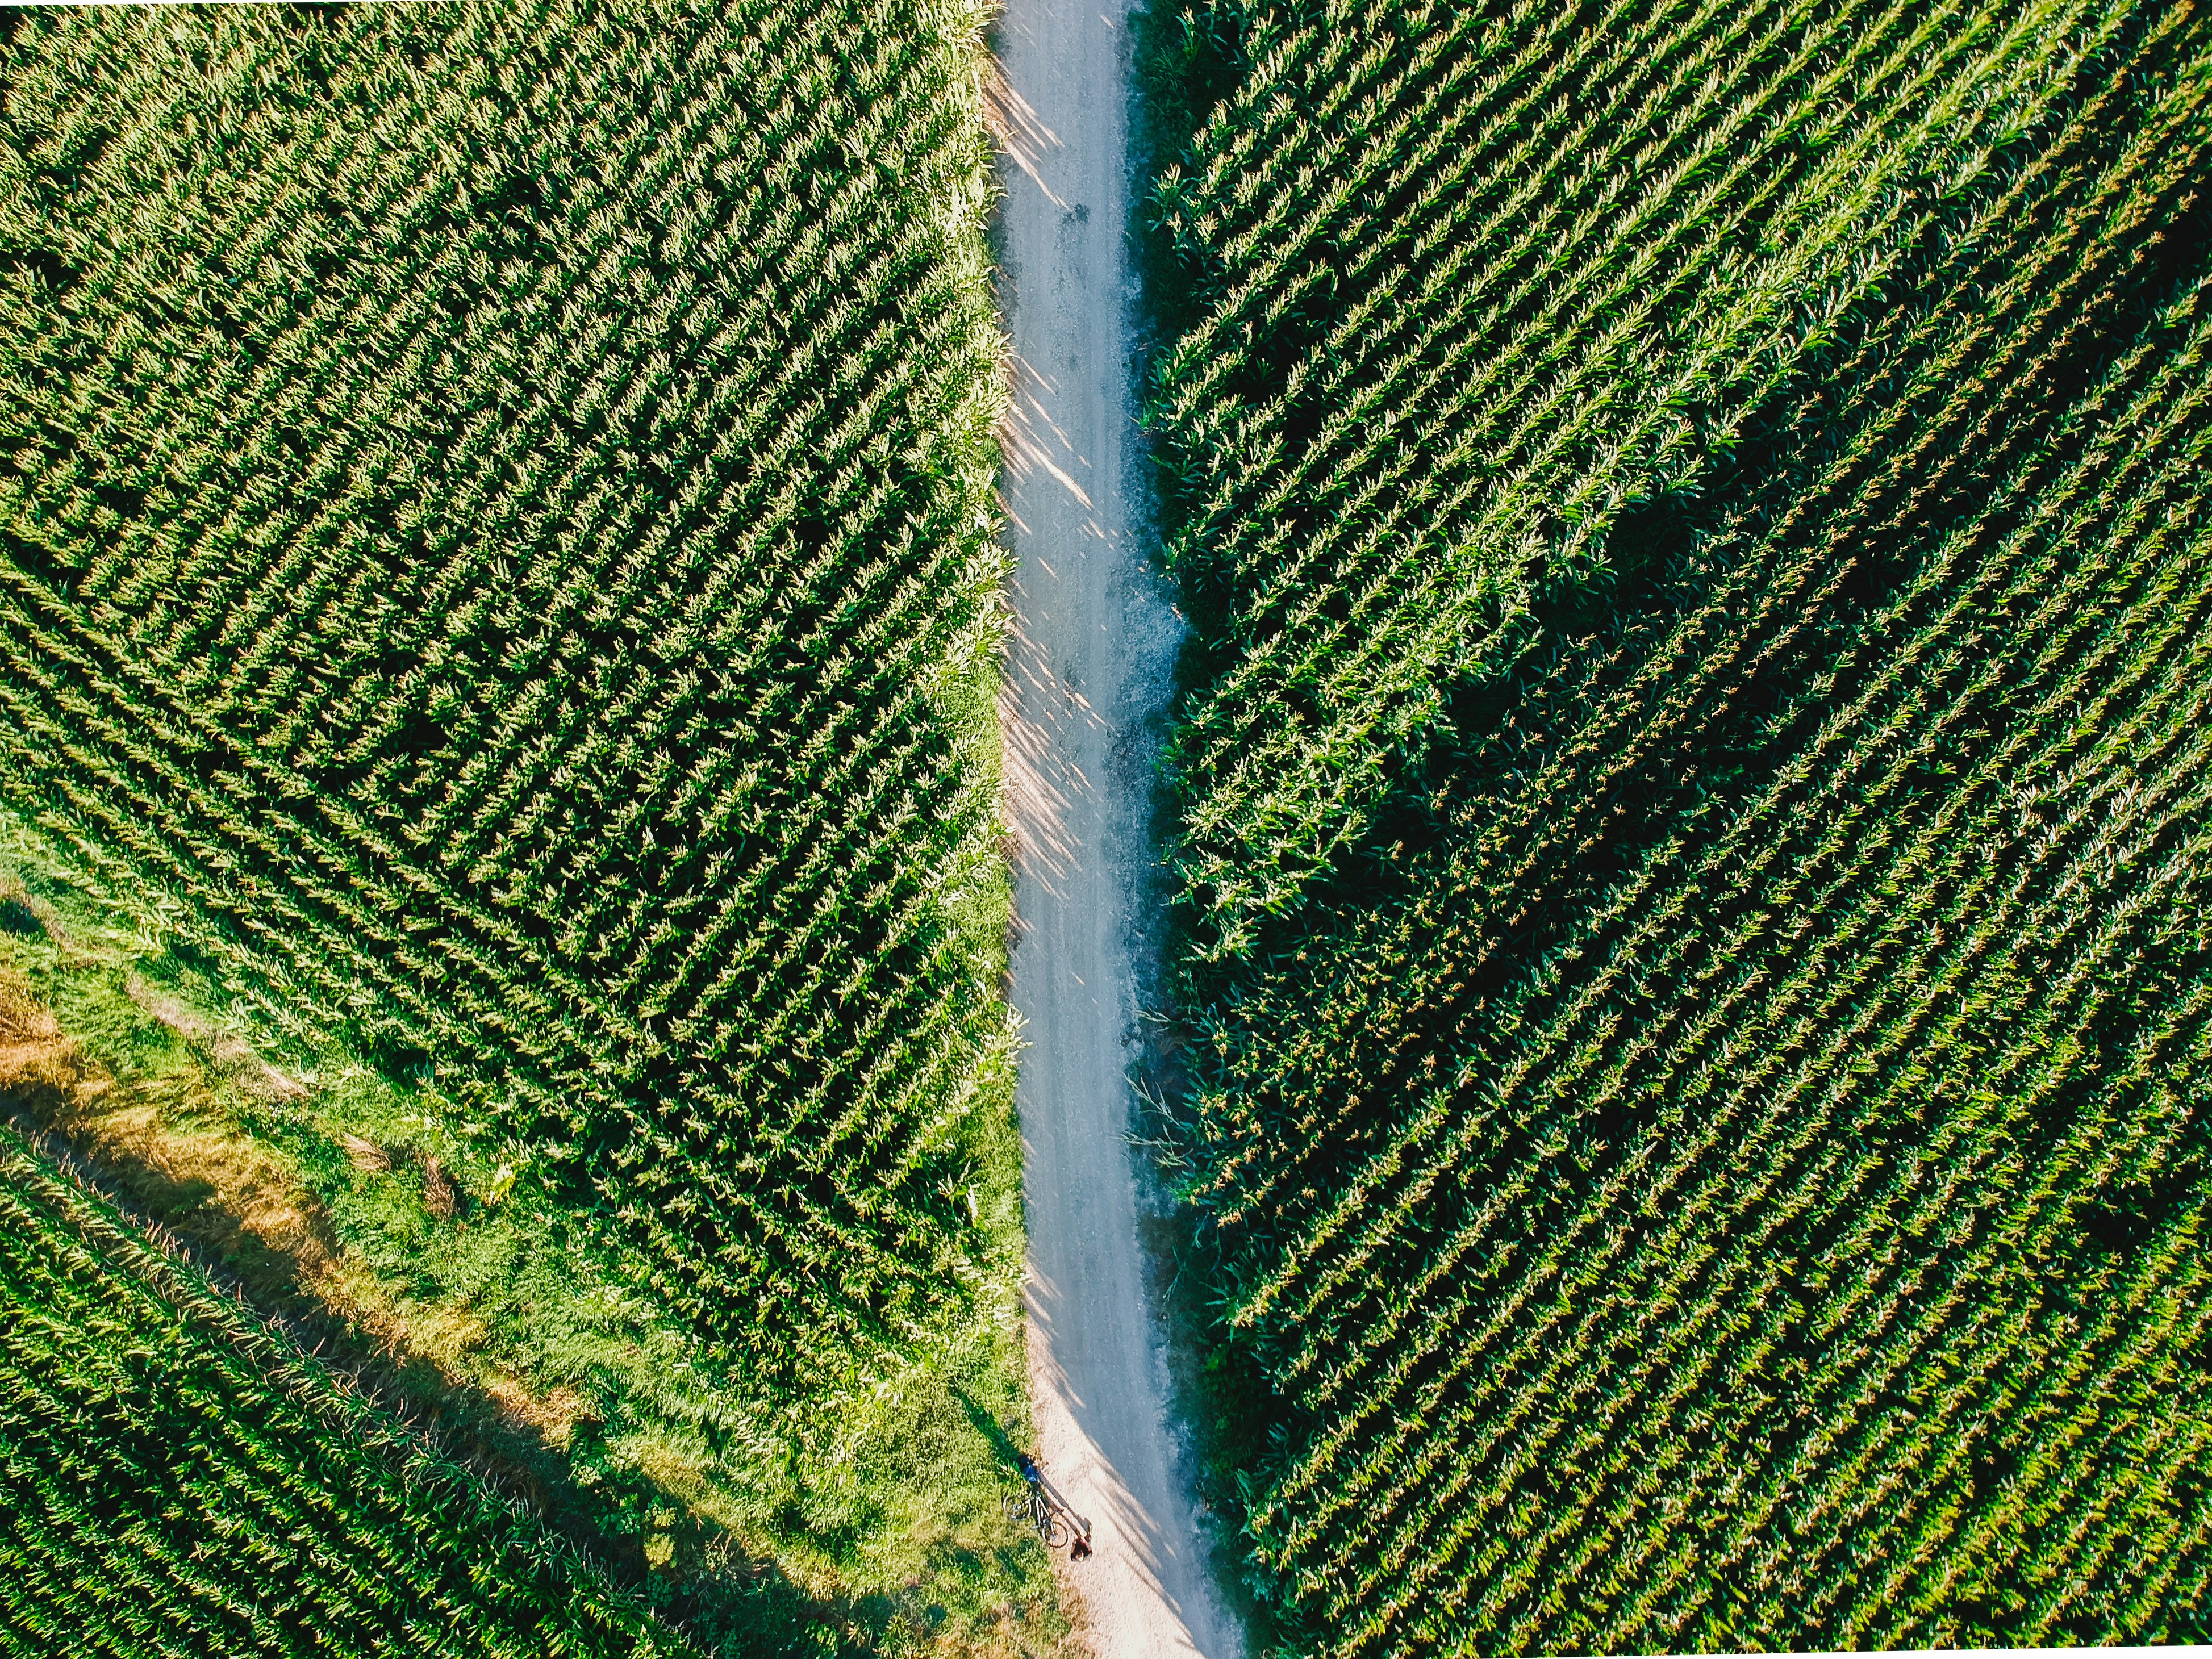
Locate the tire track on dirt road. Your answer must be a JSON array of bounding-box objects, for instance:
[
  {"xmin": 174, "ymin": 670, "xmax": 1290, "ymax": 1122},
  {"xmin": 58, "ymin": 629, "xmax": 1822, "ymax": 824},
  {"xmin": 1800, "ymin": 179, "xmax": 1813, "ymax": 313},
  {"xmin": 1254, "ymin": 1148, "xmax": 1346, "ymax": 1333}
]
[{"xmin": 990, "ymin": 2, "xmax": 1245, "ymax": 1652}]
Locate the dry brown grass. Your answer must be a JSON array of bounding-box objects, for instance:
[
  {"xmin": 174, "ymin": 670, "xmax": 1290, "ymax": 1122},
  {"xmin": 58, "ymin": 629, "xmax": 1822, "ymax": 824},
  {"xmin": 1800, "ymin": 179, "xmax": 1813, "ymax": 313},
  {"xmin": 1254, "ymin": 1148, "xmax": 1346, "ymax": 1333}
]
[{"xmin": 0, "ymin": 971, "xmax": 74, "ymax": 1108}]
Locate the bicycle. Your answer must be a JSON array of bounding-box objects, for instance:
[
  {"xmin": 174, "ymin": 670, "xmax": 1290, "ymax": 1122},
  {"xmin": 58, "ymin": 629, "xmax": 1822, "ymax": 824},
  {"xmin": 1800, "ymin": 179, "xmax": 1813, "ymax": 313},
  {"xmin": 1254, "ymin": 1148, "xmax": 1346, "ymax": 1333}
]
[{"xmin": 1003, "ymin": 1484, "xmax": 1072, "ymax": 1548}]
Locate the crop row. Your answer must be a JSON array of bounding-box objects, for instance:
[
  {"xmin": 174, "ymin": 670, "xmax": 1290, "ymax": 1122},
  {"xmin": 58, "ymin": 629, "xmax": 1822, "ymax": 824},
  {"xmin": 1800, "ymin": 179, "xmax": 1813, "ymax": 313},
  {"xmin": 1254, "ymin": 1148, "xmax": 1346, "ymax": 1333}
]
[
  {"xmin": 0, "ymin": 0, "xmax": 1009, "ymax": 1402},
  {"xmin": 0, "ymin": 1129, "xmax": 690, "ymax": 1658},
  {"xmin": 1150, "ymin": 0, "xmax": 2167, "ymax": 958},
  {"xmin": 1143, "ymin": 0, "xmax": 2212, "ymax": 1649}
]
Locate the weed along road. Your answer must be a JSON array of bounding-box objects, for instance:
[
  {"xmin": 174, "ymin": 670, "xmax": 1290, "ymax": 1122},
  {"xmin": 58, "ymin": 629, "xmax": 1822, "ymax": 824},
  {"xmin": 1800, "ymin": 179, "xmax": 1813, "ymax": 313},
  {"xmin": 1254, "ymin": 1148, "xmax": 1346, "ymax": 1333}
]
[{"xmin": 991, "ymin": 0, "xmax": 1243, "ymax": 1652}]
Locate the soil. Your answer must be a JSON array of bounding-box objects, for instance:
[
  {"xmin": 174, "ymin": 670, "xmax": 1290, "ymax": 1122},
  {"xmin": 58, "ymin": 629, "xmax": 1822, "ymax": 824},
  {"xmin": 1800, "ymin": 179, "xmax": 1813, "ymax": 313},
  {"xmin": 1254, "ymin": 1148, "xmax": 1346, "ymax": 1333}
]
[{"xmin": 992, "ymin": 0, "xmax": 1247, "ymax": 1652}]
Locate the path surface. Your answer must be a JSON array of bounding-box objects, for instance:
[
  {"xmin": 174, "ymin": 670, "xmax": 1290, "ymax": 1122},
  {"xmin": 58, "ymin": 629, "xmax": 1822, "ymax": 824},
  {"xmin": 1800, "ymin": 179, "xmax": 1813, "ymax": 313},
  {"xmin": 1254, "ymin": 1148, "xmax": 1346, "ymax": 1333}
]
[{"xmin": 991, "ymin": 3, "xmax": 1243, "ymax": 1654}]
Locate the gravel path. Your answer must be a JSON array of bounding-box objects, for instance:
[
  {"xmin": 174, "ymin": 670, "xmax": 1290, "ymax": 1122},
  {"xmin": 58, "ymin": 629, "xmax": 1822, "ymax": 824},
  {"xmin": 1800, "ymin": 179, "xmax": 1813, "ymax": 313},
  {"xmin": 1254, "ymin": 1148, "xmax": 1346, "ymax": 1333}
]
[{"xmin": 992, "ymin": 2, "xmax": 1244, "ymax": 1652}]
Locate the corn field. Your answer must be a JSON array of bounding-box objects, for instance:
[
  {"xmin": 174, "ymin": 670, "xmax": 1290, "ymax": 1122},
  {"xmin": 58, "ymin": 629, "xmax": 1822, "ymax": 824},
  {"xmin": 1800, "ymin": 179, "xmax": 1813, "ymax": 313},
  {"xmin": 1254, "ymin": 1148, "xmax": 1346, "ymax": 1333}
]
[
  {"xmin": 0, "ymin": 1128, "xmax": 694, "ymax": 1657},
  {"xmin": 1144, "ymin": 0, "xmax": 2212, "ymax": 1649},
  {"xmin": 0, "ymin": 0, "xmax": 1009, "ymax": 1420}
]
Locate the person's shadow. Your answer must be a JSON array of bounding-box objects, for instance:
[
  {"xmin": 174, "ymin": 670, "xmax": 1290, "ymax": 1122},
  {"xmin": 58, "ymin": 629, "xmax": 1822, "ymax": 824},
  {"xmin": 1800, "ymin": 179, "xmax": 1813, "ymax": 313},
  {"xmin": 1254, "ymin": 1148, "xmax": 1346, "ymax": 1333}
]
[{"xmin": 950, "ymin": 1384, "xmax": 1092, "ymax": 1538}]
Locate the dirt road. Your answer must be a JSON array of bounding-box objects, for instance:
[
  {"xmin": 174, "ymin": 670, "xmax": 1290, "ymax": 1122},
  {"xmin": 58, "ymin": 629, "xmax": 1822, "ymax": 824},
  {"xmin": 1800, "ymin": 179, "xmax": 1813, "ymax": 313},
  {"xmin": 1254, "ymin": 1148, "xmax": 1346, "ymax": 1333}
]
[{"xmin": 992, "ymin": 2, "xmax": 1244, "ymax": 1654}]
